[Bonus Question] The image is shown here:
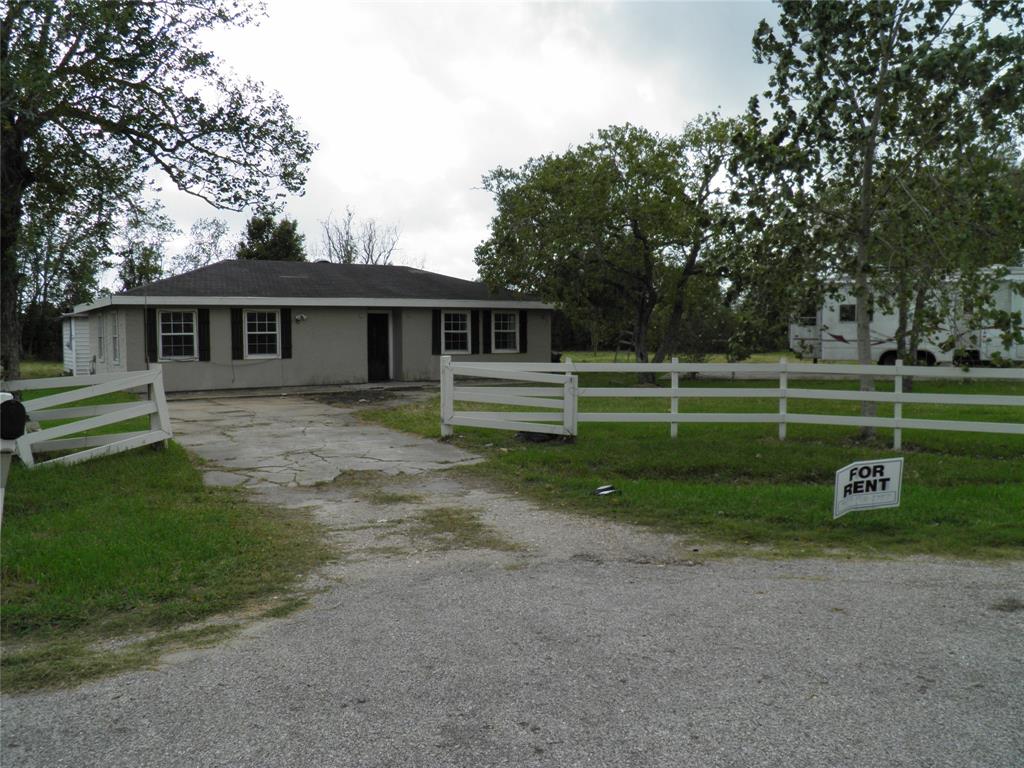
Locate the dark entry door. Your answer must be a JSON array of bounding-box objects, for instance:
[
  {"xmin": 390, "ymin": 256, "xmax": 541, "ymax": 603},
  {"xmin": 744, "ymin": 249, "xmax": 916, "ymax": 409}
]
[{"xmin": 367, "ymin": 313, "xmax": 390, "ymax": 382}]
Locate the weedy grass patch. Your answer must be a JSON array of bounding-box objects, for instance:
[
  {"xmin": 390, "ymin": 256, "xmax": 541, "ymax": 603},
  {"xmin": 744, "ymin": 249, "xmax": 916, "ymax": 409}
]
[
  {"xmin": 1, "ymin": 443, "xmax": 331, "ymax": 691},
  {"xmin": 362, "ymin": 373, "xmax": 1023, "ymax": 559}
]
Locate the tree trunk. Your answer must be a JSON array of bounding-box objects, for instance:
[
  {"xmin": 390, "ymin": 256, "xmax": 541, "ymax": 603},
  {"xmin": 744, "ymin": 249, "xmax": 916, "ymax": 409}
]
[
  {"xmin": 904, "ymin": 286, "xmax": 929, "ymax": 392},
  {"xmin": 653, "ymin": 276, "xmax": 688, "ymax": 364},
  {"xmin": 1, "ymin": 120, "xmax": 31, "ymax": 380},
  {"xmin": 852, "ymin": 12, "xmax": 897, "ymax": 439}
]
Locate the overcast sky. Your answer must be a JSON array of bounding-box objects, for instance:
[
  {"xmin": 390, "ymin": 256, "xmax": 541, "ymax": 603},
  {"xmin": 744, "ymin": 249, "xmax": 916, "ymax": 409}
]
[{"xmin": 158, "ymin": 1, "xmax": 778, "ymax": 280}]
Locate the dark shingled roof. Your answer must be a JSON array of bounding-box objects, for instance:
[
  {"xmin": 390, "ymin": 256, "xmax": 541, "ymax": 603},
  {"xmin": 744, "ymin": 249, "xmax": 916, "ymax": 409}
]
[{"xmin": 121, "ymin": 260, "xmax": 536, "ymax": 302}]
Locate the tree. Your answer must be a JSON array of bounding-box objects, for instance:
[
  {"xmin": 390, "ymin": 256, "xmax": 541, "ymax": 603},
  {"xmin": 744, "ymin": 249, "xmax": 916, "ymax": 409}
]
[
  {"xmin": 169, "ymin": 218, "xmax": 233, "ymax": 275},
  {"xmin": 736, "ymin": 0, "xmax": 1024, "ymax": 426},
  {"xmin": 1, "ymin": 0, "xmax": 315, "ymax": 377},
  {"xmin": 235, "ymin": 212, "xmax": 306, "ymax": 261},
  {"xmin": 317, "ymin": 207, "xmax": 401, "ymax": 265},
  {"xmin": 16, "ymin": 183, "xmax": 115, "ymax": 359},
  {"xmin": 116, "ymin": 202, "xmax": 178, "ymax": 290},
  {"xmin": 476, "ymin": 119, "xmax": 736, "ymax": 364},
  {"xmin": 871, "ymin": 144, "xmax": 1024, "ymax": 366}
]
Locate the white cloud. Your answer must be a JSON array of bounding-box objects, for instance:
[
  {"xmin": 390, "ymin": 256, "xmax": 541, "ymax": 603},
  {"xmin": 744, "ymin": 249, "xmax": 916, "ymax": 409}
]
[{"xmin": 153, "ymin": 1, "xmax": 775, "ymax": 282}]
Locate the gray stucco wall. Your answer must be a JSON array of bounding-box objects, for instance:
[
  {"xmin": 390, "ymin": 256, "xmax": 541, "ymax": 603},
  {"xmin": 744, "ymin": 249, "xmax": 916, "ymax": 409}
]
[
  {"xmin": 109, "ymin": 304, "xmax": 552, "ymax": 391},
  {"xmin": 398, "ymin": 308, "xmax": 552, "ymax": 381}
]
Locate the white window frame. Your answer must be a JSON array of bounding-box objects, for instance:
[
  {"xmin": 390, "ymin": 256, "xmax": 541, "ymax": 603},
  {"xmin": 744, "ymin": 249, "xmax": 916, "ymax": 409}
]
[
  {"xmin": 442, "ymin": 310, "xmax": 471, "ymax": 355},
  {"xmin": 111, "ymin": 310, "xmax": 120, "ymax": 364},
  {"xmin": 244, "ymin": 308, "xmax": 281, "ymax": 360},
  {"xmin": 158, "ymin": 309, "xmax": 199, "ymax": 362},
  {"xmin": 491, "ymin": 310, "xmax": 519, "ymax": 353}
]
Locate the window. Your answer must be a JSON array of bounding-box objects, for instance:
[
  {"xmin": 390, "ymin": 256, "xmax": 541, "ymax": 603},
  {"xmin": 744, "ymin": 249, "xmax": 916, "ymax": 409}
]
[
  {"xmin": 442, "ymin": 311, "xmax": 470, "ymax": 353},
  {"xmin": 245, "ymin": 310, "xmax": 280, "ymax": 358},
  {"xmin": 159, "ymin": 310, "xmax": 198, "ymax": 360},
  {"xmin": 111, "ymin": 311, "xmax": 120, "ymax": 364},
  {"xmin": 492, "ymin": 311, "xmax": 519, "ymax": 352},
  {"xmin": 838, "ymin": 304, "xmax": 875, "ymax": 322}
]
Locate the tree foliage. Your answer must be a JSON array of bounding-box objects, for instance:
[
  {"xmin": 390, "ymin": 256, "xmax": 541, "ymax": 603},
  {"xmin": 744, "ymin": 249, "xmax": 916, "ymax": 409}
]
[
  {"xmin": 116, "ymin": 202, "xmax": 178, "ymax": 290},
  {"xmin": 235, "ymin": 212, "xmax": 306, "ymax": 262},
  {"xmin": 734, "ymin": 0, "xmax": 1024, "ymax": 364},
  {"xmin": 169, "ymin": 218, "xmax": 234, "ymax": 276},
  {"xmin": 476, "ymin": 118, "xmax": 736, "ymax": 363},
  {"xmin": 1, "ymin": 0, "xmax": 315, "ymax": 375}
]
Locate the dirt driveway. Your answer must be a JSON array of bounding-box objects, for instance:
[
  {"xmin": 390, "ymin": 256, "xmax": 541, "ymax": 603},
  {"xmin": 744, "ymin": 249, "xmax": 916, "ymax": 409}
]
[{"xmin": 3, "ymin": 393, "xmax": 1023, "ymax": 767}]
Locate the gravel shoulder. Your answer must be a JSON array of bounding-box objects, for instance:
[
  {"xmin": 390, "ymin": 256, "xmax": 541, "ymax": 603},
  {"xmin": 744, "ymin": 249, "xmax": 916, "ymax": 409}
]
[{"xmin": 2, "ymin": 393, "xmax": 1022, "ymax": 768}]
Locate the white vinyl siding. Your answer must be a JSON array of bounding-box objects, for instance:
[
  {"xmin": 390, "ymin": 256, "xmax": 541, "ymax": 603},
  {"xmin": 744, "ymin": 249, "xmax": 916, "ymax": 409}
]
[
  {"xmin": 111, "ymin": 310, "xmax": 120, "ymax": 364},
  {"xmin": 492, "ymin": 311, "xmax": 519, "ymax": 353},
  {"xmin": 244, "ymin": 309, "xmax": 280, "ymax": 358},
  {"xmin": 158, "ymin": 310, "xmax": 198, "ymax": 361},
  {"xmin": 442, "ymin": 311, "xmax": 470, "ymax": 354},
  {"xmin": 96, "ymin": 314, "xmax": 105, "ymax": 363}
]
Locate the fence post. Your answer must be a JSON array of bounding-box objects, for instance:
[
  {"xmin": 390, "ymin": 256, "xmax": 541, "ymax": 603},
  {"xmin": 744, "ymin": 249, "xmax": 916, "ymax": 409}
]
[
  {"xmin": 670, "ymin": 356, "xmax": 679, "ymax": 439},
  {"xmin": 778, "ymin": 357, "xmax": 787, "ymax": 441},
  {"xmin": 562, "ymin": 357, "xmax": 577, "ymax": 437},
  {"xmin": 148, "ymin": 364, "xmax": 172, "ymax": 446},
  {"xmin": 893, "ymin": 359, "xmax": 903, "ymax": 450},
  {"xmin": 440, "ymin": 355, "xmax": 454, "ymax": 437}
]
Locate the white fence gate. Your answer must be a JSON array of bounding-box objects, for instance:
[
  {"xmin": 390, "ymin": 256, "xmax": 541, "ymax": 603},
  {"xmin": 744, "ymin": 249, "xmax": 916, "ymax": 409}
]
[
  {"xmin": 440, "ymin": 356, "xmax": 577, "ymax": 437},
  {"xmin": 439, "ymin": 356, "xmax": 1024, "ymax": 448},
  {"xmin": 1, "ymin": 365, "xmax": 173, "ymax": 468}
]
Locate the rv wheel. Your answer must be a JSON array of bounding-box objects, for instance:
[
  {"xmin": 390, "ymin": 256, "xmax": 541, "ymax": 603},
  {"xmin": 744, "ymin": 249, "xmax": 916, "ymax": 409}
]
[
  {"xmin": 917, "ymin": 351, "xmax": 937, "ymax": 366},
  {"xmin": 878, "ymin": 351, "xmax": 898, "ymax": 366}
]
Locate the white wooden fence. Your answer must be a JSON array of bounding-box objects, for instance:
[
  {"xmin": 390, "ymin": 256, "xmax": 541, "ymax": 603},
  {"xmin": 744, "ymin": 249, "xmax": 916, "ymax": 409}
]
[
  {"xmin": 439, "ymin": 356, "xmax": 1024, "ymax": 448},
  {"xmin": 1, "ymin": 365, "xmax": 173, "ymax": 468}
]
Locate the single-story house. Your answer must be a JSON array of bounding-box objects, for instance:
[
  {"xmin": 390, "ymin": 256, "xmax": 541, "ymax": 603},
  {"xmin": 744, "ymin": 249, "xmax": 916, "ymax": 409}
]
[{"xmin": 72, "ymin": 260, "xmax": 553, "ymax": 392}]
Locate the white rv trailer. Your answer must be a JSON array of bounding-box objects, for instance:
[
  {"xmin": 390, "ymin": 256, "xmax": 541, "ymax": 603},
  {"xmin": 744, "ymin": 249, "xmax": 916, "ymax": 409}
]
[{"xmin": 788, "ymin": 267, "xmax": 1024, "ymax": 365}]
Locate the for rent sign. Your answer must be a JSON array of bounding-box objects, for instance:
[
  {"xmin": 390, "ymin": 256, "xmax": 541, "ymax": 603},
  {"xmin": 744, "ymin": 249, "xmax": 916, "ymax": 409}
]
[{"xmin": 833, "ymin": 458, "xmax": 904, "ymax": 519}]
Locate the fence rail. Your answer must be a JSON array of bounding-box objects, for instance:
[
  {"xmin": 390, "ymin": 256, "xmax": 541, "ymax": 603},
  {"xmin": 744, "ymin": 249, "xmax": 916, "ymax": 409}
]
[
  {"xmin": 1, "ymin": 365, "xmax": 173, "ymax": 468},
  {"xmin": 439, "ymin": 357, "xmax": 1024, "ymax": 448}
]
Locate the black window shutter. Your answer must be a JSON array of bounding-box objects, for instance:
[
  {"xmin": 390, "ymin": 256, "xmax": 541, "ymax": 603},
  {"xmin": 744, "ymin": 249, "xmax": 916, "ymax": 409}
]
[
  {"xmin": 198, "ymin": 308, "xmax": 211, "ymax": 361},
  {"xmin": 231, "ymin": 309, "xmax": 243, "ymax": 360},
  {"xmin": 146, "ymin": 308, "xmax": 158, "ymax": 362},
  {"xmin": 432, "ymin": 310, "xmax": 441, "ymax": 355},
  {"xmin": 280, "ymin": 308, "xmax": 292, "ymax": 359},
  {"xmin": 519, "ymin": 311, "xmax": 528, "ymax": 353},
  {"xmin": 471, "ymin": 310, "xmax": 480, "ymax": 354},
  {"xmin": 482, "ymin": 310, "xmax": 492, "ymax": 354}
]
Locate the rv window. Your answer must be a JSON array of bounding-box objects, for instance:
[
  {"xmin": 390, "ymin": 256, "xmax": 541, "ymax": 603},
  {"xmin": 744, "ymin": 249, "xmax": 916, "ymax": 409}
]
[{"xmin": 839, "ymin": 304, "xmax": 856, "ymax": 322}]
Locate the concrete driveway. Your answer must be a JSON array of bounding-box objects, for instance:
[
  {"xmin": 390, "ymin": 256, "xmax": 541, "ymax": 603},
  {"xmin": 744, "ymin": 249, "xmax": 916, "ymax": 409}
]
[{"xmin": 3, "ymin": 393, "xmax": 1023, "ymax": 768}]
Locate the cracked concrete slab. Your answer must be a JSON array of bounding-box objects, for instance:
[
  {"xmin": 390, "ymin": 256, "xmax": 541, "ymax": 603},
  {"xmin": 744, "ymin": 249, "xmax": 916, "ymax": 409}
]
[{"xmin": 171, "ymin": 397, "xmax": 481, "ymax": 483}]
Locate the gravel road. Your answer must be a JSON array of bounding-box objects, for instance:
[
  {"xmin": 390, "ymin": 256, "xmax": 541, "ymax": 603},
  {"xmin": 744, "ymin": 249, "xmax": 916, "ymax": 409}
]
[{"xmin": 3, "ymin": 394, "xmax": 1021, "ymax": 768}]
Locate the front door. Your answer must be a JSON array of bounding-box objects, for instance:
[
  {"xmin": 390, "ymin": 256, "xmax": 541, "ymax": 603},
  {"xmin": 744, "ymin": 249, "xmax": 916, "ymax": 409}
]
[{"xmin": 367, "ymin": 313, "xmax": 390, "ymax": 382}]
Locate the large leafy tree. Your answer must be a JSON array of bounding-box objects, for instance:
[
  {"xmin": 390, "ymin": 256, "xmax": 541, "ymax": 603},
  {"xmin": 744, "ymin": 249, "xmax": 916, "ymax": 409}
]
[
  {"xmin": 476, "ymin": 119, "xmax": 735, "ymax": 363},
  {"xmin": 235, "ymin": 212, "xmax": 306, "ymax": 262},
  {"xmin": 16, "ymin": 191, "xmax": 112, "ymax": 359},
  {"xmin": 734, "ymin": 0, "xmax": 1024, "ymax": 426},
  {"xmin": 1, "ymin": 0, "xmax": 315, "ymax": 377},
  {"xmin": 871, "ymin": 144, "xmax": 1024, "ymax": 365}
]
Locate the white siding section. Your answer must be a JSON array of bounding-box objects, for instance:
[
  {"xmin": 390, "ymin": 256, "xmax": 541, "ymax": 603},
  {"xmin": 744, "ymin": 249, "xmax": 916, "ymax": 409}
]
[{"xmin": 62, "ymin": 317, "xmax": 92, "ymax": 375}]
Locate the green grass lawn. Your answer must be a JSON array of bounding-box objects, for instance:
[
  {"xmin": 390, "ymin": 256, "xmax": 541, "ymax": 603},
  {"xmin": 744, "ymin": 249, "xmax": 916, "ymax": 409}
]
[
  {"xmin": 1, "ymin": 443, "xmax": 331, "ymax": 691},
  {"xmin": 13, "ymin": 359, "xmax": 65, "ymax": 380},
  {"xmin": 363, "ymin": 369, "xmax": 1023, "ymax": 559}
]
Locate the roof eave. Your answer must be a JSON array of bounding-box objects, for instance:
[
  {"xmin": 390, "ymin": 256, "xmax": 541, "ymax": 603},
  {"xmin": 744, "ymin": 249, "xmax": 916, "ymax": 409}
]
[{"xmin": 74, "ymin": 296, "xmax": 552, "ymax": 312}]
